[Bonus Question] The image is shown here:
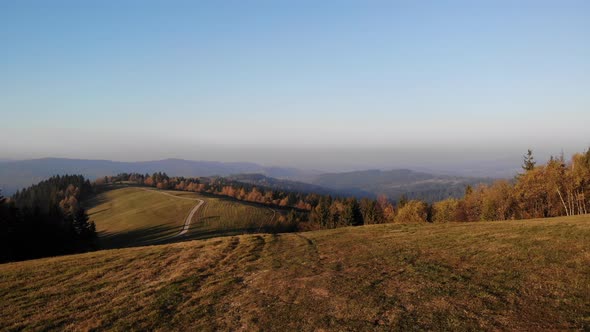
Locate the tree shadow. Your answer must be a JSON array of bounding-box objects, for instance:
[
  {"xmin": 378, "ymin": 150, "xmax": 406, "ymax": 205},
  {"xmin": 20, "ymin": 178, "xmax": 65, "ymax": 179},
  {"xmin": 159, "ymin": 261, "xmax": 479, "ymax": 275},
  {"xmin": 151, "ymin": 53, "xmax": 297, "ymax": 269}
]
[
  {"xmin": 98, "ymin": 222, "xmax": 294, "ymax": 250},
  {"xmin": 166, "ymin": 227, "xmax": 258, "ymax": 245},
  {"xmin": 82, "ymin": 184, "xmax": 134, "ymax": 211},
  {"xmin": 82, "ymin": 192, "xmax": 111, "ymax": 211},
  {"xmin": 88, "ymin": 208, "xmax": 110, "ymax": 216},
  {"xmin": 98, "ymin": 224, "xmax": 182, "ymax": 249}
]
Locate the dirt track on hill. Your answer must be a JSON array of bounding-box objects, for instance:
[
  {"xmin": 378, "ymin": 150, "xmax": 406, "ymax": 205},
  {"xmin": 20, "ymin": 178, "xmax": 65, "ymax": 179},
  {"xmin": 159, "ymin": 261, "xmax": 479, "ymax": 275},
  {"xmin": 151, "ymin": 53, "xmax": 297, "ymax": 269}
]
[{"xmin": 141, "ymin": 188, "xmax": 205, "ymax": 237}]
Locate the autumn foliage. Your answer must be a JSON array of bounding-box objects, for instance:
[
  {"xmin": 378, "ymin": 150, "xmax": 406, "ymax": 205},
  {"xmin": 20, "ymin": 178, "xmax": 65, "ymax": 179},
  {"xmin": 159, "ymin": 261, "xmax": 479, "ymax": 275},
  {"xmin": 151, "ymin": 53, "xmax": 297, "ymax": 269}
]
[{"xmin": 433, "ymin": 149, "xmax": 590, "ymax": 222}]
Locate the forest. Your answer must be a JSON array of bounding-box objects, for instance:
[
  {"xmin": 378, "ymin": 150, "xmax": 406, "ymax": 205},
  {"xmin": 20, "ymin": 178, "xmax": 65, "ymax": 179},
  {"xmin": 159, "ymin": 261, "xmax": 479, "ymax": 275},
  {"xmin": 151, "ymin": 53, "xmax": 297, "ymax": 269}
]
[{"xmin": 0, "ymin": 175, "xmax": 96, "ymax": 263}]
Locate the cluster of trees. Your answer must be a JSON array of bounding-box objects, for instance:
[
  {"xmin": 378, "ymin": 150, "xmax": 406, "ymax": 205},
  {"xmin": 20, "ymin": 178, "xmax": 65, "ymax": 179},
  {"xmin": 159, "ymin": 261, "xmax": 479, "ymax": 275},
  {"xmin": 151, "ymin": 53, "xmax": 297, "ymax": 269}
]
[
  {"xmin": 0, "ymin": 175, "xmax": 96, "ymax": 263},
  {"xmin": 430, "ymin": 149, "xmax": 590, "ymax": 222},
  {"xmin": 309, "ymin": 195, "xmax": 400, "ymax": 228}
]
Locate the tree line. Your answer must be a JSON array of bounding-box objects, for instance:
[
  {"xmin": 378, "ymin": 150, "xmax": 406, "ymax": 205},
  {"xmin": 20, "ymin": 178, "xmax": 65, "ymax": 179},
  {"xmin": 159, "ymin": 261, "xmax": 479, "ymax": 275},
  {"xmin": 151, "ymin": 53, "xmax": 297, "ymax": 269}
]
[{"xmin": 0, "ymin": 175, "xmax": 97, "ymax": 263}]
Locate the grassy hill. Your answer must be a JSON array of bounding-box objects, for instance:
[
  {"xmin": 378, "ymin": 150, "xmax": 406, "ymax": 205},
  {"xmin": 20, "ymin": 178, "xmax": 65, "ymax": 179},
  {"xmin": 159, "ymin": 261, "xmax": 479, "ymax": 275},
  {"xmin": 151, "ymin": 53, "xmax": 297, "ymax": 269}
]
[
  {"xmin": 87, "ymin": 186, "xmax": 278, "ymax": 249},
  {"xmin": 1, "ymin": 215, "xmax": 589, "ymax": 330}
]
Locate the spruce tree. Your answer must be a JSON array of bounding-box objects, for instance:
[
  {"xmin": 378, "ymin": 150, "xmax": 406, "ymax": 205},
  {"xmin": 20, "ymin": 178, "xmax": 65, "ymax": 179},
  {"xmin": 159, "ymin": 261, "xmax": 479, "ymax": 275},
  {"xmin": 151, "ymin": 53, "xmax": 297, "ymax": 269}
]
[{"xmin": 522, "ymin": 149, "xmax": 536, "ymax": 171}]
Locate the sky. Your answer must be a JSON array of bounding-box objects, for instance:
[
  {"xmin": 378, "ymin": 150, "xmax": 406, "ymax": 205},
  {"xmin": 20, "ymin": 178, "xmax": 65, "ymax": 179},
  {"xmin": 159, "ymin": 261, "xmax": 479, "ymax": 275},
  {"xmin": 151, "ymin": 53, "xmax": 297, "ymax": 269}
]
[{"xmin": 0, "ymin": 0, "xmax": 589, "ymax": 172}]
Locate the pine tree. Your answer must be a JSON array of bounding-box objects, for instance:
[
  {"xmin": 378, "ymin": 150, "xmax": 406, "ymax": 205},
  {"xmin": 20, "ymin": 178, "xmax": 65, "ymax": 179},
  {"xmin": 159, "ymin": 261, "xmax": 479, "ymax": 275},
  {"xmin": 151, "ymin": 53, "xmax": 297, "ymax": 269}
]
[
  {"xmin": 522, "ymin": 149, "xmax": 536, "ymax": 171},
  {"xmin": 313, "ymin": 197, "xmax": 332, "ymax": 228},
  {"xmin": 72, "ymin": 207, "xmax": 90, "ymax": 236},
  {"xmin": 339, "ymin": 204, "xmax": 352, "ymax": 226}
]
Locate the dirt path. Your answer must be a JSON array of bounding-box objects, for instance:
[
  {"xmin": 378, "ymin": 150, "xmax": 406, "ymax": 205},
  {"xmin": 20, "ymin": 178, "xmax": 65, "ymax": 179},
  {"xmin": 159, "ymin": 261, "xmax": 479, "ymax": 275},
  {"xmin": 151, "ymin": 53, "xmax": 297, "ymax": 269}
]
[
  {"xmin": 140, "ymin": 188, "xmax": 205, "ymax": 237},
  {"xmin": 177, "ymin": 200, "xmax": 204, "ymax": 236},
  {"xmin": 258, "ymin": 208, "xmax": 277, "ymax": 233}
]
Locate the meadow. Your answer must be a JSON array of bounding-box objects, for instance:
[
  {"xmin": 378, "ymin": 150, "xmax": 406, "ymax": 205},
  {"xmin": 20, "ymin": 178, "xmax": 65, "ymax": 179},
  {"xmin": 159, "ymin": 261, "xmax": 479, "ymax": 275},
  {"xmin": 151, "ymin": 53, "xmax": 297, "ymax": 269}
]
[
  {"xmin": 1, "ymin": 215, "xmax": 588, "ymax": 330},
  {"xmin": 86, "ymin": 186, "xmax": 277, "ymax": 249}
]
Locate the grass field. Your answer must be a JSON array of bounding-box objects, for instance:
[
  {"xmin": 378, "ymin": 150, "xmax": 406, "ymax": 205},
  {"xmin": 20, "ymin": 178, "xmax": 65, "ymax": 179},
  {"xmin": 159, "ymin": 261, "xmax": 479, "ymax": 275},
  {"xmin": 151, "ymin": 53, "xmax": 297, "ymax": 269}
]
[
  {"xmin": 1, "ymin": 215, "xmax": 589, "ymax": 330},
  {"xmin": 86, "ymin": 186, "xmax": 276, "ymax": 249},
  {"xmin": 187, "ymin": 195, "xmax": 277, "ymax": 238}
]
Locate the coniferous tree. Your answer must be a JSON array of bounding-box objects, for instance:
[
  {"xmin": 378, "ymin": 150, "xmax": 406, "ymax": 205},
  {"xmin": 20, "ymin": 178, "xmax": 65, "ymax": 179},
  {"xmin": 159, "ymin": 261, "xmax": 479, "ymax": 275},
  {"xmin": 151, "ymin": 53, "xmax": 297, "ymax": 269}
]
[
  {"xmin": 522, "ymin": 149, "xmax": 536, "ymax": 171},
  {"xmin": 312, "ymin": 196, "xmax": 332, "ymax": 228},
  {"xmin": 348, "ymin": 198, "xmax": 363, "ymax": 226}
]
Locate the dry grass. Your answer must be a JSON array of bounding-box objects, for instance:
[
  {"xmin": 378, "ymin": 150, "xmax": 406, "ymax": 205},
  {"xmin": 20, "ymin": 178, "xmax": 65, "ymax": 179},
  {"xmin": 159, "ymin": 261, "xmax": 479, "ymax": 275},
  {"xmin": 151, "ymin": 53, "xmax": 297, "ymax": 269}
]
[{"xmin": 1, "ymin": 215, "xmax": 589, "ymax": 331}]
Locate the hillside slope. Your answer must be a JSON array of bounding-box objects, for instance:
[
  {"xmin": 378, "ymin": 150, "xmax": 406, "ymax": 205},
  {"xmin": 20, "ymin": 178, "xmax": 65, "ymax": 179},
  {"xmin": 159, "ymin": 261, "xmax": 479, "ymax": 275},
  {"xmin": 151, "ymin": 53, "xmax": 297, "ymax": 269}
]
[
  {"xmin": 1, "ymin": 216, "xmax": 589, "ymax": 331},
  {"xmin": 87, "ymin": 187, "xmax": 277, "ymax": 249}
]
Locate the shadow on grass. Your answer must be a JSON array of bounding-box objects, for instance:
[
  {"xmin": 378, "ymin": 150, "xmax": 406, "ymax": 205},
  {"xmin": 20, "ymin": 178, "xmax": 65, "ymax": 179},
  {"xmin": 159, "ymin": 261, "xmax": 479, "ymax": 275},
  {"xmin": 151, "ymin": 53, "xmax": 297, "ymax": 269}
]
[
  {"xmin": 83, "ymin": 184, "xmax": 135, "ymax": 212},
  {"xmin": 98, "ymin": 224, "xmax": 295, "ymax": 250},
  {"xmin": 83, "ymin": 194, "xmax": 110, "ymax": 211},
  {"xmin": 88, "ymin": 207, "xmax": 110, "ymax": 216},
  {"xmin": 98, "ymin": 224, "xmax": 182, "ymax": 249}
]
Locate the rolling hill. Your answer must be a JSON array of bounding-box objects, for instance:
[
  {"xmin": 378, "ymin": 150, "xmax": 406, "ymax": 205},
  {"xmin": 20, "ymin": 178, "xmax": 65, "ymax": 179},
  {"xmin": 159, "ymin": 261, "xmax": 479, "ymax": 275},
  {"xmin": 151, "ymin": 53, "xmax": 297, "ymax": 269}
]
[
  {"xmin": 1, "ymin": 215, "xmax": 589, "ymax": 330},
  {"xmin": 86, "ymin": 186, "xmax": 283, "ymax": 249}
]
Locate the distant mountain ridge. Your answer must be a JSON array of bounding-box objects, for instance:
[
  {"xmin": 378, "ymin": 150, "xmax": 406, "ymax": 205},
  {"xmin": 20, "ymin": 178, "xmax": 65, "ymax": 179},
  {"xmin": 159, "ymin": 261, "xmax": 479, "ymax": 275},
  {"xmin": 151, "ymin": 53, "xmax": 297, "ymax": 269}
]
[{"xmin": 0, "ymin": 158, "xmax": 307, "ymax": 195}]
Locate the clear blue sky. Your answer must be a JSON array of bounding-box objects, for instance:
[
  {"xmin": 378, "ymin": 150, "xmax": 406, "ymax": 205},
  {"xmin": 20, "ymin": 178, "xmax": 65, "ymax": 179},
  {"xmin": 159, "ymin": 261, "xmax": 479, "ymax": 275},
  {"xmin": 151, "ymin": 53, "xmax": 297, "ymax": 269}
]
[{"xmin": 1, "ymin": 1, "xmax": 588, "ymax": 170}]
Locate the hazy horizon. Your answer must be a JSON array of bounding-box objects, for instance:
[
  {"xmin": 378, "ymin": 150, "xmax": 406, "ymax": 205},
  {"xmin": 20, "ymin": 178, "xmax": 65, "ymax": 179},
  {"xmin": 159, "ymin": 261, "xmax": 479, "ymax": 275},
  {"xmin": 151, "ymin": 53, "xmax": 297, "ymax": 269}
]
[
  {"xmin": 1, "ymin": 1, "xmax": 589, "ymax": 173},
  {"xmin": 2, "ymin": 145, "xmax": 588, "ymax": 179}
]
